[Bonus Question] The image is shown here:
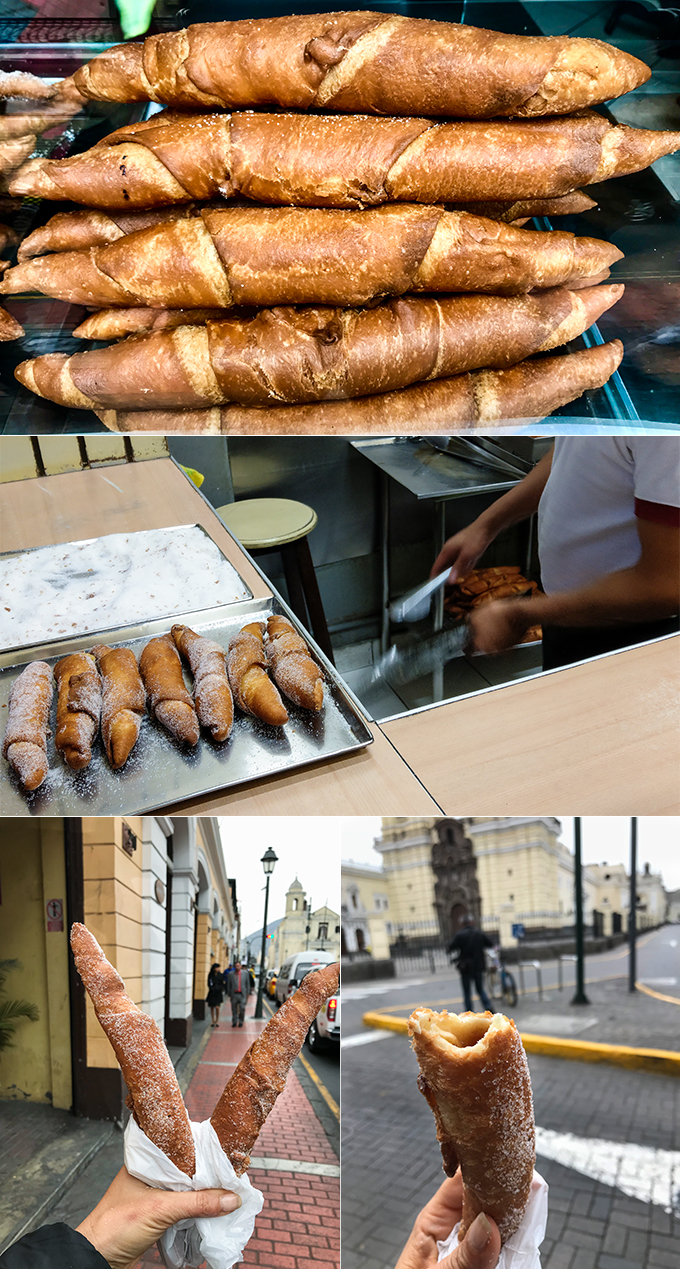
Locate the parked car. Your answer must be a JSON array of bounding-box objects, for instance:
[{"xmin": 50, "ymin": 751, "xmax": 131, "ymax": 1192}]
[
  {"xmin": 275, "ymin": 950, "xmax": 337, "ymax": 1005},
  {"xmin": 265, "ymin": 970, "xmax": 277, "ymax": 999},
  {"xmin": 306, "ymin": 986, "xmax": 340, "ymax": 1054}
]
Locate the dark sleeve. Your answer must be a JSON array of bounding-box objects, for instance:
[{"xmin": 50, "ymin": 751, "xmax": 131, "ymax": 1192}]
[
  {"xmin": 0, "ymin": 1224, "xmax": 110, "ymax": 1268},
  {"xmin": 450, "ymin": 934, "xmax": 462, "ymax": 952}
]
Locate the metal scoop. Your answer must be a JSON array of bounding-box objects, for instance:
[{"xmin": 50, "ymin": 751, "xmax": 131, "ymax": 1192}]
[
  {"xmin": 389, "ymin": 571, "xmax": 450, "ymax": 624},
  {"xmin": 353, "ymin": 625, "xmax": 470, "ymax": 694}
]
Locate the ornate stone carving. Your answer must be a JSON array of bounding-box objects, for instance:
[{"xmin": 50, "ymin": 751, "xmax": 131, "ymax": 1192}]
[{"xmin": 432, "ymin": 819, "xmax": 481, "ymax": 945}]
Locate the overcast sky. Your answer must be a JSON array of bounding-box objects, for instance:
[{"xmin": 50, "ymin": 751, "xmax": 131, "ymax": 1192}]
[
  {"xmin": 341, "ymin": 817, "xmax": 680, "ymax": 890},
  {"xmin": 219, "ymin": 818, "xmax": 342, "ymax": 938}
]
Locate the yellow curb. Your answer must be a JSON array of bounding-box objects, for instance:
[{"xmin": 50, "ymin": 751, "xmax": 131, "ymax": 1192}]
[
  {"xmin": 636, "ymin": 981, "xmax": 680, "ymax": 1006},
  {"xmin": 361, "ymin": 1011, "xmax": 680, "ymax": 1077}
]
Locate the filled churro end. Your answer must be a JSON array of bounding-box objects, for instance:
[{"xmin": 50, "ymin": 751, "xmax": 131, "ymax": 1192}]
[{"xmin": 408, "ymin": 1008, "xmax": 509, "ymax": 1052}]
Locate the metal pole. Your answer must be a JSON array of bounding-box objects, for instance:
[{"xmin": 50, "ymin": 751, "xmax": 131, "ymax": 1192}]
[
  {"xmin": 571, "ymin": 817, "xmax": 590, "ymax": 1005},
  {"xmin": 629, "ymin": 817, "xmax": 638, "ymax": 993},
  {"xmin": 380, "ymin": 471, "xmax": 390, "ymax": 655},
  {"xmin": 306, "ymin": 897, "xmax": 312, "ymax": 950},
  {"xmin": 253, "ymin": 875, "xmax": 271, "ymax": 1020}
]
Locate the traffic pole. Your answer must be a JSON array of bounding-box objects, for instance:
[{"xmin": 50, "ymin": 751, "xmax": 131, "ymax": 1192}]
[
  {"xmin": 571, "ymin": 817, "xmax": 590, "ymax": 1006},
  {"xmin": 629, "ymin": 817, "xmax": 637, "ymax": 993}
]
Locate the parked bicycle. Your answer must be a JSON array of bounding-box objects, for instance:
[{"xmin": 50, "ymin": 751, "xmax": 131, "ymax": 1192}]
[{"xmin": 486, "ymin": 946, "xmax": 518, "ymax": 1007}]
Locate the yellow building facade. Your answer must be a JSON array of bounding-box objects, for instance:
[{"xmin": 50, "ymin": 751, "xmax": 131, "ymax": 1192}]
[
  {"xmin": 341, "ymin": 862, "xmax": 392, "ymax": 959},
  {"xmin": 374, "ymin": 817, "xmax": 576, "ymax": 948},
  {"xmin": 268, "ymin": 878, "xmax": 340, "ymax": 970},
  {"xmin": 0, "ymin": 816, "xmax": 235, "ymax": 1119}
]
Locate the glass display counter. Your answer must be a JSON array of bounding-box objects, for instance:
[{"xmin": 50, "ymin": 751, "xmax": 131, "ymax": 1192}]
[{"xmin": 0, "ymin": 1, "xmax": 678, "ymax": 432}]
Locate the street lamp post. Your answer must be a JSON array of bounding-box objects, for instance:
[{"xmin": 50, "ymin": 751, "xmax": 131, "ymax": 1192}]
[
  {"xmin": 254, "ymin": 847, "xmax": 278, "ymax": 1020},
  {"xmin": 571, "ymin": 817, "xmax": 590, "ymax": 1006},
  {"xmin": 629, "ymin": 817, "xmax": 638, "ymax": 993}
]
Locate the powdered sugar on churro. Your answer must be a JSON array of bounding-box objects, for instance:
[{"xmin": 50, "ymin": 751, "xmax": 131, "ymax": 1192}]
[{"xmin": 0, "ymin": 526, "xmax": 250, "ymax": 649}]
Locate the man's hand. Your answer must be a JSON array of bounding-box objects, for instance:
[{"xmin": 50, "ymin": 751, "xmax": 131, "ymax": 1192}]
[
  {"xmin": 396, "ymin": 1173, "xmax": 500, "ymax": 1269},
  {"xmin": 431, "ymin": 524, "xmax": 494, "ymax": 584},
  {"xmin": 469, "ymin": 598, "xmax": 536, "ymax": 655},
  {"xmin": 76, "ymin": 1165, "xmax": 241, "ymax": 1269}
]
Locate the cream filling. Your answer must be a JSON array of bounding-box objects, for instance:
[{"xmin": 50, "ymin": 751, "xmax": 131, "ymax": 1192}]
[{"xmin": 410, "ymin": 1008, "xmax": 508, "ymax": 1054}]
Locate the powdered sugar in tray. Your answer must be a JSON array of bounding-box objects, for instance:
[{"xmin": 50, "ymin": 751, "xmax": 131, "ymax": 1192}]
[{"xmin": 0, "ymin": 526, "xmax": 251, "ymax": 651}]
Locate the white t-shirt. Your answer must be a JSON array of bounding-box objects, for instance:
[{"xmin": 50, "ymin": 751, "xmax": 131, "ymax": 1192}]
[{"xmin": 538, "ymin": 438, "xmax": 680, "ymax": 594}]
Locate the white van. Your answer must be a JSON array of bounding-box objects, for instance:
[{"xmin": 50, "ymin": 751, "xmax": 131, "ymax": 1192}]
[{"xmin": 274, "ymin": 950, "xmax": 336, "ymax": 1005}]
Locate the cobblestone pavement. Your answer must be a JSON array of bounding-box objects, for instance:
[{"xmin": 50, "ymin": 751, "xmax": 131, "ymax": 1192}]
[{"xmin": 341, "ymin": 1029, "xmax": 680, "ymax": 1269}]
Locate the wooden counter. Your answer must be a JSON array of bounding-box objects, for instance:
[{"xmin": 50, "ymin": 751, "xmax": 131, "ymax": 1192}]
[
  {"xmin": 381, "ymin": 635, "xmax": 680, "ymax": 815},
  {"xmin": 168, "ymin": 725, "xmax": 442, "ymax": 815}
]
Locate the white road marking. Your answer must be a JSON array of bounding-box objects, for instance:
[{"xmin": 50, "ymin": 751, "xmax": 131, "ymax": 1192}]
[
  {"xmin": 535, "ymin": 1127, "xmax": 680, "ymax": 1214},
  {"xmin": 638, "ymin": 978, "xmax": 678, "ymax": 986},
  {"xmin": 341, "ymin": 1030, "xmax": 396, "ymax": 1048},
  {"xmin": 250, "ymin": 1157, "xmax": 340, "ymax": 1176},
  {"xmin": 668, "ymin": 940, "xmax": 678, "ymax": 948},
  {"xmin": 342, "ymin": 979, "xmax": 426, "ymax": 1001}
]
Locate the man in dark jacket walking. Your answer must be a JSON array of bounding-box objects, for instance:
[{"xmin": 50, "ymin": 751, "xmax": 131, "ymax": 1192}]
[
  {"xmin": 448, "ymin": 915, "xmax": 493, "ymax": 1012},
  {"xmin": 225, "ymin": 959, "xmax": 252, "ymax": 1027}
]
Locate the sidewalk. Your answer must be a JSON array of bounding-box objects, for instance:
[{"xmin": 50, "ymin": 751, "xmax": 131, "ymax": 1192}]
[{"xmin": 136, "ymin": 1009, "xmax": 339, "ymax": 1269}]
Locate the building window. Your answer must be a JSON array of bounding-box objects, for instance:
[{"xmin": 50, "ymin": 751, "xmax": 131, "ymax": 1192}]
[{"xmin": 318, "ymin": 923, "xmax": 328, "ymax": 939}]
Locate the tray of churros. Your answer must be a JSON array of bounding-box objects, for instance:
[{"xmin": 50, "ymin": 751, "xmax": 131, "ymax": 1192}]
[{"xmin": 0, "ymin": 584, "xmax": 373, "ymax": 816}]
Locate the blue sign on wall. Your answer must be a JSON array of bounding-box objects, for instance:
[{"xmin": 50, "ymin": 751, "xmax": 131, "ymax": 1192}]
[{"xmin": 512, "ymin": 924, "xmax": 525, "ymax": 939}]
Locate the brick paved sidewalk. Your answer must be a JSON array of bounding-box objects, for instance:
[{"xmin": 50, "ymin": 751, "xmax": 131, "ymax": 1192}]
[
  {"xmin": 342, "ymin": 1029, "xmax": 680, "ymax": 1269},
  {"xmin": 136, "ymin": 1011, "xmax": 339, "ymax": 1269}
]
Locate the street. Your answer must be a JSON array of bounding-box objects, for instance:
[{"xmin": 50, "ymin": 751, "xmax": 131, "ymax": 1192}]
[
  {"xmin": 341, "ymin": 927, "xmax": 680, "ymax": 1269},
  {"xmin": 342, "ymin": 926, "xmax": 679, "ymax": 1042}
]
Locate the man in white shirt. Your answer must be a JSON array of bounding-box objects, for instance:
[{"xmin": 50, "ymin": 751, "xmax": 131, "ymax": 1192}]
[{"xmin": 432, "ymin": 438, "xmax": 680, "ymax": 670}]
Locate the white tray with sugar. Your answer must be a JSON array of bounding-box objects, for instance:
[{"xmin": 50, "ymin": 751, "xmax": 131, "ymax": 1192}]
[{"xmin": 0, "ymin": 525, "xmax": 252, "ymax": 651}]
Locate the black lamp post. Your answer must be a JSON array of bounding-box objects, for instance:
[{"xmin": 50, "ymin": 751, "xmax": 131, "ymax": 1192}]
[
  {"xmin": 571, "ymin": 817, "xmax": 590, "ymax": 1006},
  {"xmin": 254, "ymin": 847, "xmax": 278, "ymax": 1020},
  {"xmin": 629, "ymin": 817, "xmax": 638, "ymax": 993}
]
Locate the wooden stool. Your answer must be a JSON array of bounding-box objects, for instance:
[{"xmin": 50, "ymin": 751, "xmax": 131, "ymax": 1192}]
[{"xmin": 216, "ymin": 497, "xmax": 335, "ymax": 664}]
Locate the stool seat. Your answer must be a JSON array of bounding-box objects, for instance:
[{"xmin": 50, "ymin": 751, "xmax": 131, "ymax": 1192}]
[
  {"xmin": 216, "ymin": 498, "xmax": 317, "ymax": 550},
  {"xmin": 215, "ymin": 496, "xmax": 334, "ymax": 664}
]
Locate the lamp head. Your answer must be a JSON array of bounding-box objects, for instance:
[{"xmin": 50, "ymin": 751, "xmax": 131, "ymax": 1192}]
[{"xmin": 261, "ymin": 846, "xmax": 278, "ymax": 876}]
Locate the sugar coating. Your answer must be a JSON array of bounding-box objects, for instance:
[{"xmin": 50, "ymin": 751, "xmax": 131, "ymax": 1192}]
[
  {"xmin": 212, "ymin": 962, "xmax": 339, "ymax": 1172},
  {"xmin": 70, "ymin": 922, "xmax": 195, "ymax": 1176},
  {"xmin": 0, "ymin": 526, "xmax": 249, "ymax": 649},
  {"xmin": 3, "ymin": 661, "xmax": 53, "ymax": 752},
  {"xmin": 409, "ymin": 1009, "xmax": 535, "ymax": 1244}
]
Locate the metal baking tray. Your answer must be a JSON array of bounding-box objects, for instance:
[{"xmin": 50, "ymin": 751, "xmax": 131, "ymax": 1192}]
[
  {"xmin": 0, "ymin": 596, "xmax": 373, "ymax": 815},
  {"xmin": 0, "ymin": 524, "xmax": 252, "ymax": 654}
]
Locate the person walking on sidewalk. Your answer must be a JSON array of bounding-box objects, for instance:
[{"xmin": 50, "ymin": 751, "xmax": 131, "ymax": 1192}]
[
  {"xmin": 448, "ymin": 916, "xmax": 493, "ymax": 1013},
  {"xmin": 206, "ymin": 962, "xmax": 224, "ymax": 1029},
  {"xmin": 225, "ymin": 959, "xmax": 252, "ymax": 1028}
]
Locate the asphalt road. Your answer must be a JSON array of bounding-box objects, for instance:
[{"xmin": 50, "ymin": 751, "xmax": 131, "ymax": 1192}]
[{"xmin": 342, "ymin": 925, "xmax": 678, "ymax": 1037}]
